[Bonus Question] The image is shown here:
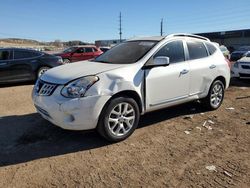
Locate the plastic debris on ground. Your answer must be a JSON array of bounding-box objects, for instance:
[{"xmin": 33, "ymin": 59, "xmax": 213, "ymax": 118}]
[
  {"xmin": 183, "ymin": 115, "xmax": 194, "ymax": 120},
  {"xmin": 226, "ymin": 107, "xmax": 235, "ymax": 110},
  {"xmin": 184, "ymin": 131, "xmax": 191, "ymax": 135},
  {"xmin": 224, "ymin": 171, "xmax": 233, "ymax": 178},
  {"xmin": 202, "ymin": 121, "xmax": 213, "ymax": 130},
  {"xmin": 207, "ymin": 120, "xmax": 215, "ymax": 124},
  {"xmin": 196, "ymin": 127, "xmax": 202, "ymax": 131},
  {"xmin": 205, "ymin": 165, "xmax": 217, "ymax": 172}
]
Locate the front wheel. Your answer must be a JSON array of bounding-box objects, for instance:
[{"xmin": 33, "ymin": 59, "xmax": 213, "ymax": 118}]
[
  {"xmin": 37, "ymin": 66, "xmax": 50, "ymax": 78},
  {"xmin": 97, "ymin": 97, "xmax": 140, "ymax": 142},
  {"xmin": 202, "ymin": 80, "xmax": 225, "ymax": 110}
]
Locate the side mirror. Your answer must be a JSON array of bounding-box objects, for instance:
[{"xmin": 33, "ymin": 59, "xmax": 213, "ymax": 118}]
[{"xmin": 153, "ymin": 56, "xmax": 170, "ymax": 66}]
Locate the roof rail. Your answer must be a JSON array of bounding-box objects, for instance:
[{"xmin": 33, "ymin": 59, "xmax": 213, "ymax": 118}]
[{"xmin": 167, "ymin": 33, "xmax": 210, "ymax": 41}]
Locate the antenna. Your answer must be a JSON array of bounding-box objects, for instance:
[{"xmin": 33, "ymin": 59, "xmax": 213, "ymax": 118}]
[{"xmin": 119, "ymin": 12, "xmax": 122, "ymax": 42}]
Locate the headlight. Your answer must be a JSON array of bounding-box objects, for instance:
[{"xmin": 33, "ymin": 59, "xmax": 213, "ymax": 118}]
[
  {"xmin": 61, "ymin": 76, "xmax": 99, "ymax": 98},
  {"xmin": 234, "ymin": 62, "xmax": 239, "ymax": 68}
]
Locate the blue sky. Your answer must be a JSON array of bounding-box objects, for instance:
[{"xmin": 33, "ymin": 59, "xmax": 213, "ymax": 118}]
[{"xmin": 1, "ymin": 0, "xmax": 250, "ymax": 42}]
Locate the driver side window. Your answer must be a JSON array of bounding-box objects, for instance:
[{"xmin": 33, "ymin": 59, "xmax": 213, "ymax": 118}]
[{"xmin": 154, "ymin": 40, "xmax": 185, "ymax": 63}]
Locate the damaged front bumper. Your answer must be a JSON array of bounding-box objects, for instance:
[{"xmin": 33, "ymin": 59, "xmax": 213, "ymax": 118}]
[{"xmin": 32, "ymin": 86, "xmax": 111, "ymax": 130}]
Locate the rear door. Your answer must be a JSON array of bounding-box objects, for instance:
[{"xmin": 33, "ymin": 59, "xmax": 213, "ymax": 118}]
[
  {"xmin": 82, "ymin": 47, "xmax": 95, "ymax": 60},
  {"xmin": 145, "ymin": 40, "xmax": 190, "ymax": 110},
  {"xmin": 186, "ymin": 40, "xmax": 216, "ymax": 95},
  {"xmin": 9, "ymin": 49, "xmax": 41, "ymax": 81},
  {"xmin": 71, "ymin": 47, "xmax": 84, "ymax": 62},
  {"xmin": 0, "ymin": 49, "xmax": 13, "ymax": 83}
]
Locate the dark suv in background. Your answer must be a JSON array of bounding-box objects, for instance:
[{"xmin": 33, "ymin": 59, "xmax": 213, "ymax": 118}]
[
  {"xmin": 55, "ymin": 45, "xmax": 103, "ymax": 63},
  {"xmin": 0, "ymin": 48, "xmax": 63, "ymax": 84},
  {"xmin": 230, "ymin": 46, "xmax": 250, "ymax": 61}
]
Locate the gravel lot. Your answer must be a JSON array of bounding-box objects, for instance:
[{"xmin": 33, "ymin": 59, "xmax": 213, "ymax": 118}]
[{"xmin": 0, "ymin": 79, "xmax": 250, "ymax": 187}]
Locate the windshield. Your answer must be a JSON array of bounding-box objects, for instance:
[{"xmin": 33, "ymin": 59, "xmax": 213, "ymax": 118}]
[
  {"xmin": 63, "ymin": 47, "xmax": 78, "ymax": 53},
  {"xmin": 95, "ymin": 41, "xmax": 157, "ymax": 64}
]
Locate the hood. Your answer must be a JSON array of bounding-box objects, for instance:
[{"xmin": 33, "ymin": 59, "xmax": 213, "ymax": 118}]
[
  {"xmin": 40, "ymin": 61, "xmax": 127, "ymax": 84},
  {"xmin": 238, "ymin": 57, "xmax": 250, "ymax": 63}
]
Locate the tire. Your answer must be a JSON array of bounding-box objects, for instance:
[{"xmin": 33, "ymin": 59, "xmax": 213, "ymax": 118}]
[
  {"xmin": 63, "ymin": 59, "xmax": 70, "ymax": 64},
  {"xmin": 97, "ymin": 97, "xmax": 140, "ymax": 142},
  {"xmin": 202, "ymin": 80, "xmax": 225, "ymax": 110},
  {"xmin": 37, "ymin": 66, "xmax": 50, "ymax": 78}
]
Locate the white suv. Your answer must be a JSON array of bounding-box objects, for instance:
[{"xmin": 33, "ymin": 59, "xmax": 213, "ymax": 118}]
[{"xmin": 32, "ymin": 34, "xmax": 230, "ymax": 142}]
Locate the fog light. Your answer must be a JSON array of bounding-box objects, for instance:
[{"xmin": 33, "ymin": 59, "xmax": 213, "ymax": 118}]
[{"xmin": 64, "ymin": 114, "xmax": 75, "ymax": 123}]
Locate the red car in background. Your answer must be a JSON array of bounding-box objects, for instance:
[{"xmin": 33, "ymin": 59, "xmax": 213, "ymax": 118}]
[{"xmin": 55, "ymin": 45, "xmax": 103, "ymax": 63}]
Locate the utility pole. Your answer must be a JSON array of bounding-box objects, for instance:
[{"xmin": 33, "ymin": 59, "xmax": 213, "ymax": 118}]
[
  {"xmin": 119, "ymin": 12, "xmax": 122, "ymax": 42},
  {"xmin": 160, "ymin": 18, "xmax": 163, "ymax": 36}
]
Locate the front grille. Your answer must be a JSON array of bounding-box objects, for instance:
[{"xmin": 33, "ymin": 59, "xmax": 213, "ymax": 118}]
[
  {"xmin": 35, "ymin": 105, "xmax": 52, "ymax": 119},
  {"xmin": 35, "ymin": 80, "xmax": 57, "ymax": 96},
  {"xmin": 239, "ymin": 73, "xmax": 250, "ymax": 78},
  {"xmin": 241, "ymin": 65, "xmax": 250, "ymax": 69}
]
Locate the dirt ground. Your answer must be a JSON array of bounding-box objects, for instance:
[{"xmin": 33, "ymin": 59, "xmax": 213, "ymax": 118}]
[{"xmin": 0, "ymin": 79, "xmax": 249, "ymax": 188}]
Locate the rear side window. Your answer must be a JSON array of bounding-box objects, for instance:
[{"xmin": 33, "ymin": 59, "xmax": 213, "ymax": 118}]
[
  {"xmin": 206, "ymin": 43, "xmax": 217, "ymax": 55},
  {"xmin": 154, "ymin": 40, "xmax": 185, "ymax": 63},
  {"xmin": 14, "ymin": 50, "xmax": 42, "ymax": 59},
  {"xmin": 187, "ymin": 41, "xmax": 208, "ymax": 60},
  {"xmin": 85, "ymin": 47, "xmax": 93, "ymax": 53},
  {"xmin": 0, "ymin": 50, "xmax": 11, "ymax": 60},
  {"xmin": 75, "ymin": 48, "xmax": 84, "ymax": 53}
]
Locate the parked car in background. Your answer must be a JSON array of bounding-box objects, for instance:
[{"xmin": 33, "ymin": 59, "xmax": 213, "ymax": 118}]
[
  {"xmin": 230, "ymin": 46, "xmax": 250, "ymax": 61},
  {"xmin": 219, "ymin": 45, "xmax": 230, "ymax": 59},
  {"xmin": 100, "ymin": 46, "xmax": 111, "ymax": 53},
  {"xmin": 0, "ymin": 48, "xmax": 63, "ymax": 84},
  {"xmin": 231, "ymin": 52, "xmax": 250, "ymax": 79},
  {"xmin": 55, "ymin": 45, "xmax": 103, "ymax": 64},
  {"xmin": 33, "ymin": 34, "xmax": 230, "ymax": 142}
]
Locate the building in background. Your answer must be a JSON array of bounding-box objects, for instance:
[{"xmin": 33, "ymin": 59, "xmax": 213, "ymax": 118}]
[
  {"xmin": 95, "ymin": 39, "xmax": 126, "ymax": 47},
  {"xmin": 197, "ymin": 29, "xmax": 250, "ymax": 51}
]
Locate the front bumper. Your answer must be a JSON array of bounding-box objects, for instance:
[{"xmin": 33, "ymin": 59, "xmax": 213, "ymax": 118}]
[
  {"xmin": 231, "ymin": 66, "xmax": 250, "ymax": 78},
  {"xmin": 32, "ymin": 86, "xmax": 111, "ymax": 130}
]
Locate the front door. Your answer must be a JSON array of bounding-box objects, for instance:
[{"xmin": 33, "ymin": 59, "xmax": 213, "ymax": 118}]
[{"xmin": 145, "ymin": 40, "xmax": 190, "ymax": 110}]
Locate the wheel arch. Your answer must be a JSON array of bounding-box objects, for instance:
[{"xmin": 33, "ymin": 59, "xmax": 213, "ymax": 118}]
[
  {"xmin": 213, "ymin": 76, "xmax": 226, "ymax": 88},
  {"xmin": 109, "ymin": 90, "xmax": 143, "ymax": 114}
]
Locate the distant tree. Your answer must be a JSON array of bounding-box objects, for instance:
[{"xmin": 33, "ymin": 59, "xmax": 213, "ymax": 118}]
[{"xmin": 53, "ymin": 39, "xmax": 63, "ymax": 47}]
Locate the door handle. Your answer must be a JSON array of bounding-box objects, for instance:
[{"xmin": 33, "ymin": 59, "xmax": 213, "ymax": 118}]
[
  {"xmin": 0, "ymin": 62, "xmax": 7, "ymax": 66},
  {"xmin": 180, "ymin": 69, "xmax": 189, "ymax": 74},
  {"xmin": 209, "ymin": 64, "xmax": 216, "ymax": 69}
]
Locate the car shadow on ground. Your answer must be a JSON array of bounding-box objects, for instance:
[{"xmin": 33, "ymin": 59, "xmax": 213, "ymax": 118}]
[
  {"xmin": 0, "ymin": 81, "xmax": 34, "ymax": 88},
  {"xmin": 0, "ymin": 102, "xmax": 206, "ymax": 167},
  {"xmin": 230, "ymin": 78, "xmax": 250, "ymax": 87}
]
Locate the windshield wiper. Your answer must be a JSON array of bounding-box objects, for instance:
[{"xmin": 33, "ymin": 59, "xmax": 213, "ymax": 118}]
[{"xmin": 94, "ymin": 60, "xmax": 111, "ymax": 63}]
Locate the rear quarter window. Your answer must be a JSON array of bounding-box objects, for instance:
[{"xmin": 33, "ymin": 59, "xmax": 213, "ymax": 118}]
[
  {"xmin": 206, "ymin": 43, "xmax": 217, "ymax": 55},
  {"xmin": 187, "ymin": 41, "xmax": 208, "ymax": 60}
]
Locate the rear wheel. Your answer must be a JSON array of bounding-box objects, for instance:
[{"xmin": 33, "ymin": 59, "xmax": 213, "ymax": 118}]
[
  {"xmin": 202, "ymin": 80, "xmax": 225, "ymax": 110},
  {"xmin": 97, "ymin": 97, "xmax": 140, "ymax": 142}
]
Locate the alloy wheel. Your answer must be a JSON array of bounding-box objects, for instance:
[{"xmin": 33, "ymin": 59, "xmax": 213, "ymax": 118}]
[{"xmin": 107, "ymin": 102, "xmax": 135, "ymax": 137}]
